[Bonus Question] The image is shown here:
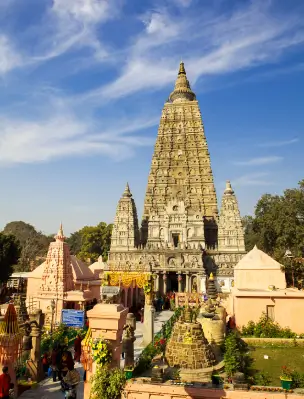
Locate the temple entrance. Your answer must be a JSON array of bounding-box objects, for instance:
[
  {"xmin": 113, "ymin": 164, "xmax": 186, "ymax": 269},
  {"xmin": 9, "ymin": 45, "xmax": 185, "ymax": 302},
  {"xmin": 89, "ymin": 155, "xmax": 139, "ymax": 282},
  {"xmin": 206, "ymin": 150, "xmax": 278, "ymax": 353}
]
[
  {"xmin": 172, "ymin": 233, "xmax": 180, "ymax": 248},
  {"xmin": 168, "ymin": 272, "xmax": 178, "ymax": 292}
]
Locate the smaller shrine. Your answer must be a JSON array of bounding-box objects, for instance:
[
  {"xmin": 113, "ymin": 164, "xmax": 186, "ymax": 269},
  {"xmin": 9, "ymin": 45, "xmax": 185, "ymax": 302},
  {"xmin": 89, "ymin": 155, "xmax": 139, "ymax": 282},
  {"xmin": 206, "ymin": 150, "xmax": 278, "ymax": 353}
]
[{"xmin": 26, "ymin": 224, "xmax": 102, "ymax": 324}]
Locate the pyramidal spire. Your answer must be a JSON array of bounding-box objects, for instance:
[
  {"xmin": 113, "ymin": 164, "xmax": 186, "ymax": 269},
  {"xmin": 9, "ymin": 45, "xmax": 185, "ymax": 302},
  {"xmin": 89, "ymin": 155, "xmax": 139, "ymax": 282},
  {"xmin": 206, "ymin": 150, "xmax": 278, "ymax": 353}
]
[
  {"xmin": 55, "ymin": 222, "xmax": 66, "ymax": 242},
  {"xmin": 122, "ymin": 182, "xmax": 132, "ymax": 198},
  {"xmin": 169, "ymin": 61, "xmax": 196, "ymax": 103}
]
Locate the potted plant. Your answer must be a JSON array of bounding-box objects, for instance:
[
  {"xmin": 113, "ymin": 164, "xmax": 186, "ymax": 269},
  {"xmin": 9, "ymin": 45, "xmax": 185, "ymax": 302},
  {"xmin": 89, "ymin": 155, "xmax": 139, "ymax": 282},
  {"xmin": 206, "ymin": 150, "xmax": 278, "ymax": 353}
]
[
  {"xmin": 124, "ymin": 366, "xmax": 134, "ymax": 380},
  {"xmin": 280, "ymin": 366, "xmax": 293, "ymax": 390}
]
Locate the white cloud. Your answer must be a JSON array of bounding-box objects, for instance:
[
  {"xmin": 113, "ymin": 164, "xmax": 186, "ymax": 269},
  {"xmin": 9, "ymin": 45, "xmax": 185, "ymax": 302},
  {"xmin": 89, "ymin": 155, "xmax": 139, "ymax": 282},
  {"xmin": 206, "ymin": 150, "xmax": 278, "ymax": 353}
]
[
  {"xmin": 232, "ymin": 173, "xmax": 274, "ymax": 187},
  {"xmin": 258, "ymin": 138, "xmax": 299, "ymax": 148},
  {"xmin": 0, "ymin": 35, "xmax": 21, "ymax": 74},
  {"xmin": 233, "ymin": 156, "xmax": 283, "ymax": 166},
  {"xmin": 0, "ymin": 103, "xmax": 157, "ymax": 165}
]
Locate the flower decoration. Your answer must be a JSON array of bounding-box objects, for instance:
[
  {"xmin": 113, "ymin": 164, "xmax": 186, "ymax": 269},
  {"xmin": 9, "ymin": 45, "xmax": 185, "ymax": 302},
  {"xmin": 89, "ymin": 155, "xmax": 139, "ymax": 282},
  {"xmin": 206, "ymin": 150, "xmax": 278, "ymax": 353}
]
[
  {"xmin": 90, "ymin": 338, "xmax": 112, "ymax": 367},
  {"xmin": 154, "ymin": 338, "xmax": 167, "ymax": 355}
]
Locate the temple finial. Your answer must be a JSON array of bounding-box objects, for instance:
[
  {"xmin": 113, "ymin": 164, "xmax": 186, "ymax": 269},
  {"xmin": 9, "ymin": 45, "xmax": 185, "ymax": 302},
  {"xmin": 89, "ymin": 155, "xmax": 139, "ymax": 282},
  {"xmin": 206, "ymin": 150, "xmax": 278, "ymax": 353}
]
[
  {"xmin": 169, "ymin": 61, "xmax": 196, "ymax": 103},
  {"xmin": 55, "ymin": 222, "xmax": 66, "ymax": 242},
  {"xmin": 224, "ymin": 180, "xmax": 234, "ymax": 195},
  {"xmin": 178, "ymin": 61, "xmax": 186, "ymax": 75},
  {"xmin": 122, "ymin": 182, "xmax": 132, "ymax": 198},
  {"xmin": 209, "ymin": 272, "xmax": 214, "ymax": 281}
]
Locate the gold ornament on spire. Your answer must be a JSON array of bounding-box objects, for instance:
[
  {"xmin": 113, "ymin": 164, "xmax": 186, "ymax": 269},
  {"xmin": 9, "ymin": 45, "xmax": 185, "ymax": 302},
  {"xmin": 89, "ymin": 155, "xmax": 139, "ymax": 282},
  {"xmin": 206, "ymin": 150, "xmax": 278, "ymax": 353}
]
[{"xmin": 169, "ymin": 61, "xmax": 196, "ymax": 103}]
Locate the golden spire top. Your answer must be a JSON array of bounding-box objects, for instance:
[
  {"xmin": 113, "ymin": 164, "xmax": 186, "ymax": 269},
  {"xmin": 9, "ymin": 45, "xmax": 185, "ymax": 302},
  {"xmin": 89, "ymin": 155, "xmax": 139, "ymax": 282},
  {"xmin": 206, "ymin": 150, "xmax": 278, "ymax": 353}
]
[
  {"xmin": 169, "ymin": 61, "xmax": 196, "ymax": 103},
  {"xmin": 209, "ymin": 272, "xmax": 214, "ymax": 281},
  {"xmin": 178, "ymin": 61, "xmax": 186, "ymax": 75}
]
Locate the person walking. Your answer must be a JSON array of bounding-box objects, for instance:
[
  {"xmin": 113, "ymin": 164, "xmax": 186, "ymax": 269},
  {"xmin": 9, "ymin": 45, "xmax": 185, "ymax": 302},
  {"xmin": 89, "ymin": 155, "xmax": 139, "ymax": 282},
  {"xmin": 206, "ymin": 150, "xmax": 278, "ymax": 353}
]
[
  {"xmin": 73, "ymin": 335, "xmax": 82, "ymax": 363},
  {"xmin": 0, "ymin": 366, "xmax": 13, "ymax": 399}
]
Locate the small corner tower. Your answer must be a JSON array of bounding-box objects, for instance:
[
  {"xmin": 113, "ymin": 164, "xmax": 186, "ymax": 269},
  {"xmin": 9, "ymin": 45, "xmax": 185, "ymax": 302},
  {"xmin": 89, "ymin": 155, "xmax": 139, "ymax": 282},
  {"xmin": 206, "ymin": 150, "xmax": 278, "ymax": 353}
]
[
  {"xmin": 110, "ymin": 183, "xmax": 140, "ymax": 251},
  {"xmin": 218, "ymin": 181, "xmax": 245, "ymax": 252}
]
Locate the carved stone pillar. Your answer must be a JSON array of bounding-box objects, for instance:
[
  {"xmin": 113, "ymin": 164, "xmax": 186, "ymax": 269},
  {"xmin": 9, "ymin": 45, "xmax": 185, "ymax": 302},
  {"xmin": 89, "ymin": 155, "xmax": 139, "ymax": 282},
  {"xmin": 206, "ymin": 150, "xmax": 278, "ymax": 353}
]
[
  {"xmin": 26, "ymin": 310, "xmax": 44, "ymax": 382},
  {"xmin": 178, "ymin": 272, "xmax": 182, "ymax": 293},
  {"xmin": 185, "ymin": 272, "xmax": 190, "ymax": 293},
  {"xmin": 154, "ymin": 273, "xmax": 160, "ymax": 293},
  {"xmin": 163, "ymin": 272, "xmax": 167, "ymax": 294}
]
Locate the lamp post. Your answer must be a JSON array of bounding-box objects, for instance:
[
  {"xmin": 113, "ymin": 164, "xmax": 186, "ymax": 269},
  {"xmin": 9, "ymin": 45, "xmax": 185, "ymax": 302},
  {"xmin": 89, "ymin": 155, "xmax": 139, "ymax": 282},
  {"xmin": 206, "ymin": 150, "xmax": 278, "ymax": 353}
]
[
  {"xmin": 284, "ymin": 249, "xmax": 295, "ymax": 287},
  {"xmin": 50, "ymin": 299, "xmax": 55, "ymax": 334}
]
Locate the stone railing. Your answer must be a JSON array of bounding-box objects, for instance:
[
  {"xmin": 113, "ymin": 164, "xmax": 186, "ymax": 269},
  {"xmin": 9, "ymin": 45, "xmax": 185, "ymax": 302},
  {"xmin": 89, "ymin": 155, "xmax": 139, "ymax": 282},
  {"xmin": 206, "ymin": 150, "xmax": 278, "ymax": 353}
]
[
  {"xmin": 123, "ymin": 381, "xmax": 304, "ymax": 399},
  {"xmin": 242, "ymin": 337, "xmax": 304, "ymax": 347}
]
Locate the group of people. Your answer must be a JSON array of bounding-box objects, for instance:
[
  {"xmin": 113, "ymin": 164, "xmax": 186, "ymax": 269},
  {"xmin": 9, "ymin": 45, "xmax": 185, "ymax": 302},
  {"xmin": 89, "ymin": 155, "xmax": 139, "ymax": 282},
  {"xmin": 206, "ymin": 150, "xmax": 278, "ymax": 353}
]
[{"xmin": 40, "ymin": 334, "xmax": 82, "ymax": 399}]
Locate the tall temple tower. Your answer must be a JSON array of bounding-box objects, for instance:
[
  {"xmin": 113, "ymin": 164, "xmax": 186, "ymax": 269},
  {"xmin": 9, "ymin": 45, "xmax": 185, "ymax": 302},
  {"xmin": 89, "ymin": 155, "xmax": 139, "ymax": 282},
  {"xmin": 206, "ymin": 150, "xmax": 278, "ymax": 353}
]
[{"xmin": 108, "ymin": 62, "xmax": 246, "ymax": 293}]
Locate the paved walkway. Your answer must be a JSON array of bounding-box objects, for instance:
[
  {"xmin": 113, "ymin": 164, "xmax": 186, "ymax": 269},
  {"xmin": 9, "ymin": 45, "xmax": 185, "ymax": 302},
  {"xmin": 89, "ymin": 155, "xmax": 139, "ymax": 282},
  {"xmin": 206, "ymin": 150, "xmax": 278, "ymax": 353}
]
[{"xmin": 20, "ymin": 310, "xmax": 173, "ymax": 399}]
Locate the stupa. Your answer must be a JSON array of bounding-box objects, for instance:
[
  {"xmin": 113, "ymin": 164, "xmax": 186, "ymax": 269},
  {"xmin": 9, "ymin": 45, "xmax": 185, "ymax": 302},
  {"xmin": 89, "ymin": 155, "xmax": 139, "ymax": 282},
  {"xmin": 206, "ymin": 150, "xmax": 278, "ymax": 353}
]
[
  {"xmin": 165, "ymin": 306, "xmax": 224, "ymax": 382},
  {"xmin": 108, "ymin": 62, "xmax": 246, "ymax": 294}
]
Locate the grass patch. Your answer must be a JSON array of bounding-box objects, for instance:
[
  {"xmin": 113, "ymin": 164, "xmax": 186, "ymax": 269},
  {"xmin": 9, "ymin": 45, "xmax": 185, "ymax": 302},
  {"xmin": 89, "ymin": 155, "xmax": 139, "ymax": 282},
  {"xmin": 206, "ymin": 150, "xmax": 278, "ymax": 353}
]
[{"xmin": 250, "ymin": 346, "xmax": 304, "ymax": 386}]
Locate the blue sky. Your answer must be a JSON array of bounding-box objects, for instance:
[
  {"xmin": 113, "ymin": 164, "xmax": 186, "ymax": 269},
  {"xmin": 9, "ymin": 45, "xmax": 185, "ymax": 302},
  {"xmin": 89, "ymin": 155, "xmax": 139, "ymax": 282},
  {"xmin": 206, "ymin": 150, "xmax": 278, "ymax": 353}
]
[{"xmin": 0, "ymin": 0, "xmax": 303, "ymax": 235}]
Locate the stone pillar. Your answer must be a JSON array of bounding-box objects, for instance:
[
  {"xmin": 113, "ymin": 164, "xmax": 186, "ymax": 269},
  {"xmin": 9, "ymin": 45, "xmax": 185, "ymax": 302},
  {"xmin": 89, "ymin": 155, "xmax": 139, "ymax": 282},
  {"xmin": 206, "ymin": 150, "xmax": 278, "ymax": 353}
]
[
  {"xmin": 142, "ymin": 305, "xmax": 155, "ymax": 346},
  {"xmin": 185, "ymin": 272, "xmax": 190, "ymax": 292},
  {"xmin": 122, "ymin": 317, "xmax": 136, "ymax": 369},
  {"xmin": 154, "ymin": 273, "xmax": 160, "ymax": 293},
  {"xmin": 26, "ymin": 310, "xmax": 44, "ymax": 382},
  {"xmin": 198, "ymin": 273, "xmax": 204, "ymax": 294},
  {"xmin": 163, "ymin": 273, "xmax": 167, "ymax": 294},
  {"xmin": 82, "ymin": 303, "xmax": 128, "ymax": 399},
  {"xmin": 178, "ymin": 272, "xmax": 182, "ymax": 293}
]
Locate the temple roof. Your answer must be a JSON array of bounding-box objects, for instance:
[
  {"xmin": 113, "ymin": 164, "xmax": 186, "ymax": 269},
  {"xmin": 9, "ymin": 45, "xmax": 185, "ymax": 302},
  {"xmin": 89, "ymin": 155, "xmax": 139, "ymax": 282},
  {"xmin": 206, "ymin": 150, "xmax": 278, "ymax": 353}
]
[
  {"xmin": 30, "ymin": 255, "xmax": 96, "ymax": 280},
  {"xmin": 235, "ymin": 245, "xmax": 282, "ymax": 270},
  {"xmin": 169, "ymin": 61, "xmax": 196, "ymax": 103}
]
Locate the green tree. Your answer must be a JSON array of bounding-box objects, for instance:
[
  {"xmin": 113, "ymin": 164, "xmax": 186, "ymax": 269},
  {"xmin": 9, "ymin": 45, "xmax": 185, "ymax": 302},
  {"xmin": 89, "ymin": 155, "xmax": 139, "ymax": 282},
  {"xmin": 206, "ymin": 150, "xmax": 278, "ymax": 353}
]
[
  {"xmin": 68, "ymin": 222, "xmax": 113, "ymax": 262},
  {"xmin": 243, "ymin": 180, "xmax": 304, "ymax": 286},
  {"xmin": 2, "ymin": 221, "xmax": 52, "ymax": 271},
  {"xmin": 0, "ymin": 233, "xmax": 21, "ymax": 282}
]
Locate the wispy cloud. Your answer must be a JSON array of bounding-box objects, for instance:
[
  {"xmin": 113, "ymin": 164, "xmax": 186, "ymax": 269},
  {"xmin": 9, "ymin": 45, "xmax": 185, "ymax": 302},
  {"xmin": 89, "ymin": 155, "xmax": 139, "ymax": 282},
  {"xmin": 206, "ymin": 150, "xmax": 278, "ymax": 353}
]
[
  {"xmin": 233, "ymin": 156, "xmax": 283, "ymax": 166},
  {"xmin": 232, "ymin": 173, "xmax": 274, "ymax": 187},
  {"xmin": 0, "ymin": 97, "xmax": 157, "ymax": 165},
  {"xmin": 83, "ymin": 0, "xmax": 304, "ymax": 102},
  {"xmin": 258, "ymin": 138, "xmax": 299, "ymax": 148}
]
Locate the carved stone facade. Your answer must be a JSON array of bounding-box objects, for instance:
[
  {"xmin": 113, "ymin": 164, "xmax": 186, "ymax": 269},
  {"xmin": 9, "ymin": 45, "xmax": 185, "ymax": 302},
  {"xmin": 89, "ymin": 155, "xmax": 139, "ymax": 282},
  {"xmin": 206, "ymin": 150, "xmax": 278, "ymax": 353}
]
[
  {"xmin": 108, "ymin": 62, "xmax": 246, "ymax": 293},
  {"xmin": 110, "ymin": 183, "xmax": 140, "ymax": 251},
  {"xmin": 218, "ymin": 181, "xmax": 245, "ymax": 252}
]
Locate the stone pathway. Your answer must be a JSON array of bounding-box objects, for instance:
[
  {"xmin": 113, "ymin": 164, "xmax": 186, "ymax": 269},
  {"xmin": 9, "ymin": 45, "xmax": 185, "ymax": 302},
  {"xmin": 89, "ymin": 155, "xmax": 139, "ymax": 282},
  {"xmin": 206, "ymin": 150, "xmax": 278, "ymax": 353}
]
[{"xmin": 20, "ymin": 310, "xmax": 173, "ymax": 399}]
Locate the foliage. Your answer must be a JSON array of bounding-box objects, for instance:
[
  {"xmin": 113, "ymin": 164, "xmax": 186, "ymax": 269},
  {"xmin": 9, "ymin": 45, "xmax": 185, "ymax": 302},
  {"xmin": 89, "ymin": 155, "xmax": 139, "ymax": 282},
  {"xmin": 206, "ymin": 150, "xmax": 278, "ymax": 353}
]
[
  {"xmin": 143, "ymin": 281, "xmax": 152, "ymax": 295},
  {"xmin": 241, "ymin": 313, "xmax": 297, "ymax": 338},
  {"xmin": 291, "ymin": 372, "xmax": 304, "ymax": 388},
  {"xmin": 134, "ymin": 308, "xmax": 181, "ymax": 375},
  {"xmin": 154, "ymin": 338, "xmax": 166, "ymax": 355},
  {"xmin": 224, "ymin": 331, "xmax": 252, "ymax": 377},
  {"xmin": 242, "ymin": 180, "xmax": 304, "ymax": 287},
  {"xmin": 281, "ymin": 365, "xmax": 293, "ymax": 380},
  {"xmin": 2, "ymin": 221, "xmax": 53, "ymax": 272},
  {"xmin": 0, "ymin": 233, "xmax": 21, "ymax": 282},
  {"xmin": 41, "ymin": 323, "xmax": 87, "ymax": 353},
  {"xmin": 90, "ymin": 366, "xmax": 126, "ymax": 399},
  {"xmin": 253, "ymin": 371, "xmax": 272, "ymax": 386},
  {"xmin": 91, "ymin": 338, "xmax": 112, "ymax": 367},
  {"xmin": 67, "ymin": 222, "xmax": 113, "ymax": 262}
]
